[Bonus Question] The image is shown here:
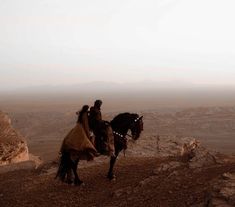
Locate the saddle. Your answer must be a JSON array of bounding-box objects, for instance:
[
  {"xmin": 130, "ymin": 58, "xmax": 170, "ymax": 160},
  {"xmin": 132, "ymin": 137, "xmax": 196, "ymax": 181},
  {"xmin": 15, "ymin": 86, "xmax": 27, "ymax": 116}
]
[{"xmin": 94, "ymin": 121, "xmax": 114, "ymax": 156}]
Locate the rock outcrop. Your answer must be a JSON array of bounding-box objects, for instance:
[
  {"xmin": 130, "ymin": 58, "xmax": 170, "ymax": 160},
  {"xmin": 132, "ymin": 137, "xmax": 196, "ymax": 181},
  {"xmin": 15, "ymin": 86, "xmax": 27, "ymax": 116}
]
[
  {"xmin": 209, "ymin": 172, "xmax": 235, "ymax": 207},
  {"xmin": 0, "ymin": 111, "xmax": 29, "ymax": 165}
]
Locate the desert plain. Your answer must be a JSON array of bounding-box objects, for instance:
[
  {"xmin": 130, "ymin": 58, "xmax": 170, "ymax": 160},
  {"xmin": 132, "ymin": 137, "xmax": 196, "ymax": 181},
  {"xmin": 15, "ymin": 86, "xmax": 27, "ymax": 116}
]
[{"xmin": 1, "ymin": 88, "xmax": 235, "ymax": 206}]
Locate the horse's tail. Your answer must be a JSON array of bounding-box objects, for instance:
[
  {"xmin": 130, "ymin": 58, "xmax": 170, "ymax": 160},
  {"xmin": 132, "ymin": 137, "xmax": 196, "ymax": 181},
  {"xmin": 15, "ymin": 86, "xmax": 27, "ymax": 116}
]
[{"xmin": 55, "ymin": 151, "xmax": 69, "ymax": 181}]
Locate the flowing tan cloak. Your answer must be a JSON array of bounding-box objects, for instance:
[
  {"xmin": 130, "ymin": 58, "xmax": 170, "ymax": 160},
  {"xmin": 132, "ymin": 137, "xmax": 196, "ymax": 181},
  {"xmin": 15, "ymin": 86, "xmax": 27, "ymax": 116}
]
[{"xmin": 61, "ymin": 123, "xmax": 97, "ymax": 160}]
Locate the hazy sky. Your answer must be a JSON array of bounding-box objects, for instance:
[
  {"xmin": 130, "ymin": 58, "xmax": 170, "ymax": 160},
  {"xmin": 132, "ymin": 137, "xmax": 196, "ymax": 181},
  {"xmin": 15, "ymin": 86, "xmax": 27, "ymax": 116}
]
[{"xmin": 0, "ymin": 0, "xmax": 235, "ymax": 89}]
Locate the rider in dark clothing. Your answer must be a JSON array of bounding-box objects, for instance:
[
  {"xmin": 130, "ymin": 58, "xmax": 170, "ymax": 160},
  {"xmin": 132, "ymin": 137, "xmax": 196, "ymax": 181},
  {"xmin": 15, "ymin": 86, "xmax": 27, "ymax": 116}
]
[
  {"xmin": 89, "ymin": 100, "xmax": 108, "ymax": 154},
  {"xmin": 89, "ymin": 100, "xmax": 102, "ymax": 130}
]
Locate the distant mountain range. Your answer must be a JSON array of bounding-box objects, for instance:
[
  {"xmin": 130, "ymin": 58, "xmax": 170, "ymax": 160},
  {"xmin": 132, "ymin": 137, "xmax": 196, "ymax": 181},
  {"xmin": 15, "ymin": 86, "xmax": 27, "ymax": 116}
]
[{"xmin": 3, "ymin": 80, "xmax": 235, "ymax": 94}]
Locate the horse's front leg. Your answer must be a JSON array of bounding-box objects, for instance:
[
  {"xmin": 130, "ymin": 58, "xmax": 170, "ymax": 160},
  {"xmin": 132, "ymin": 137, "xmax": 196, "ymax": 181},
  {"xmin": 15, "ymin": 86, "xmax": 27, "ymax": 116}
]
[
  {"xmin": 107, "ymin": 155, "xmax": 117, "ymax": 180},
  {"xmin": 107, "ymin": 151, "xmax": 120, "ymax": 180}
]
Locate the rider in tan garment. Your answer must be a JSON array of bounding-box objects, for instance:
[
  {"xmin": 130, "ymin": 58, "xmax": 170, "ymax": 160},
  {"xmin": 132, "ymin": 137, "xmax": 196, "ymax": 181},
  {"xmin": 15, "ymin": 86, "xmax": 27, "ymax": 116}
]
[{"xmin": 61, "ymin": 105, "xmax": 97, "ymax": 161}]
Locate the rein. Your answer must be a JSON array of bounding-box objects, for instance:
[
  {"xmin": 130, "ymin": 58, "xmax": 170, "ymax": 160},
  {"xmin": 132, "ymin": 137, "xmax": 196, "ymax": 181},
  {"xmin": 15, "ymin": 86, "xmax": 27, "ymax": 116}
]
[
  {"xmin": 126, "ymin": 133, "xmax": 132, "ymax": 138},
  {"xmin": 113, "ymin": 131, "xmax": 131, "ymax": 139},
  {"xmin": 113, "ymin": 131, "xmax": 129, "ymax": 156}
]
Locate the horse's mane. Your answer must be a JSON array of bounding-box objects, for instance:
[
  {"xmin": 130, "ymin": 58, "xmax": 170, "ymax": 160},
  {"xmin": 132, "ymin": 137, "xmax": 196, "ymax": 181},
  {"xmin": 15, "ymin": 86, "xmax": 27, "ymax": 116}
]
[{"xmin": 110, "ymin": 112, "xmax": 139, "ymax": 128}]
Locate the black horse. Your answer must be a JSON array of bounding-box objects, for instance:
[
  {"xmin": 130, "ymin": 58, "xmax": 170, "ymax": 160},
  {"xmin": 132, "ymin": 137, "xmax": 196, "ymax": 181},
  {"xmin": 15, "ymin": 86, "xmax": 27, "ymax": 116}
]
[
  {"xmin": 56, "ymin": 112, "xmax": 143, "ymax": 184},
  {"xmin": 107, "ymin": 113, "xmax": 143, "ymax": 179}
]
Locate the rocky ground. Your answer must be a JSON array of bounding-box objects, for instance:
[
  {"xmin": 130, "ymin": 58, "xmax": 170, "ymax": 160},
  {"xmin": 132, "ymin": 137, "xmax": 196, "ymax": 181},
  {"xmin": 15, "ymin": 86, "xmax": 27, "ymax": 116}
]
[
  {"xmin": 1, "ymin": 155, "xmax": 235, "ymax": 207},
  {"xmin": 1, "ymin": 137, "xmax": 235, "ymax": 207}
]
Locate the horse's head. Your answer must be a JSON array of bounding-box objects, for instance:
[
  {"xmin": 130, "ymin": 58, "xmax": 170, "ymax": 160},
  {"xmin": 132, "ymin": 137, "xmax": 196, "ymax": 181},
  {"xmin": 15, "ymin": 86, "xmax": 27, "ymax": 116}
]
[
  {"xmin": 130, "ymin": 114, "xmax": 143, "ymax": 140},
  {"xmin": 111, "ymin": 113, "xmax": 144, "ymax": 140}
]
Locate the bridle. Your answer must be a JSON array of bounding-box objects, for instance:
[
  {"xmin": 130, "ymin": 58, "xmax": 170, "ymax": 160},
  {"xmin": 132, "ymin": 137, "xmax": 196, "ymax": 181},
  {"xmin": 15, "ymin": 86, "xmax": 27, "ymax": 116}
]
[
  {"xmin": 113, "ymin": 115, "xmax": 143, "ymax": 139},
  {"xmin": 112, "ymin": 115, "xmax": 143, "ymax": 156}
]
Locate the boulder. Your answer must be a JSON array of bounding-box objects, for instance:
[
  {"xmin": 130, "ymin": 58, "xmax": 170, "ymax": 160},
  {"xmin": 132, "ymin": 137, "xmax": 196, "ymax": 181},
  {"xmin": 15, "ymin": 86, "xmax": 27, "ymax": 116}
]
[
  {"xmin": 210, "ymin": 172, "xmax": 235, "ymax": 206},
  {"xmin": 0, "ymin": 111, "xmax": 29, "ymax": 165}
]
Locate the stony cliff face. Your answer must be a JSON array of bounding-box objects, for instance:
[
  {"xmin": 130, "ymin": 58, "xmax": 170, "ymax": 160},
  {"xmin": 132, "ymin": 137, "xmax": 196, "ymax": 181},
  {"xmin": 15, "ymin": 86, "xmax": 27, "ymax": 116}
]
[{"xmin": 0, "ymin": 111, "xmax": 29, "ymax": 165}]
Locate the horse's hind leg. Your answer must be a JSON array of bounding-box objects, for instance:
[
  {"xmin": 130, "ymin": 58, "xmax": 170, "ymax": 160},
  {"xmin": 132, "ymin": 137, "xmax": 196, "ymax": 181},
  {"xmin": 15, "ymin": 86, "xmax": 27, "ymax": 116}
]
[
  {"xmin": 56, "ymin": 151, "xmax": 70, "ymax": 182},
  {"xmin": 66, "ymin": 168, "xmax": 73, "ymax": 184},
  {"xmin": 72, "ymin": 158, "xmax": 83, "ymax": 186}
]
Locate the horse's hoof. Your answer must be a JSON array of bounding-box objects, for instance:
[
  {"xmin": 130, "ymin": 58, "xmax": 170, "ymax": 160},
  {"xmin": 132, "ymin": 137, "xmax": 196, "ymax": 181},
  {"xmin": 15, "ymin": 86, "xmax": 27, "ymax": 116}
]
[
  {"xmin": 67, "ymin": 180, "xmax": 73, "ymax": 185},
  {"xmin": 77, "ymin": 182, "xmax": 85, "ymax": 187},
  {"xmin": 74, "ymin": 180, "xmax": 84, "ymax": 186},
  {"xmin": 107, "ymin": 174, "xmax": 116, "ymax": 181},
  {"xmin": 111, "ymin": 177, "xmax": 116, "ymax": 182},
  {"xmin": 94, "ymin": 152, "xmax": 100, "ymax": 157}
]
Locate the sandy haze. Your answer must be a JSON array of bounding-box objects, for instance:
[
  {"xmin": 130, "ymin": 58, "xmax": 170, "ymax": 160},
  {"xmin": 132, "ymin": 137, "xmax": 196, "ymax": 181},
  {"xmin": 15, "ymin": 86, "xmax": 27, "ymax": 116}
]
[{"xmin": 1, "ymin": 83, "xmax": 235, "ymax": 112}]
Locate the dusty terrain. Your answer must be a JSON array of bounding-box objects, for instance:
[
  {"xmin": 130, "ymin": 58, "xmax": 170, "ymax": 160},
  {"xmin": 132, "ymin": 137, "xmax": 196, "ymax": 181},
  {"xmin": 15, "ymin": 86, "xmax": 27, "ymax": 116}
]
[
  {"xmin": 1, "ymin": 99, "xmax": 235, "ymax": 206},
  {"xmin": 1, "ymin": 155, "xmax": 235, "ymax": 207}
]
